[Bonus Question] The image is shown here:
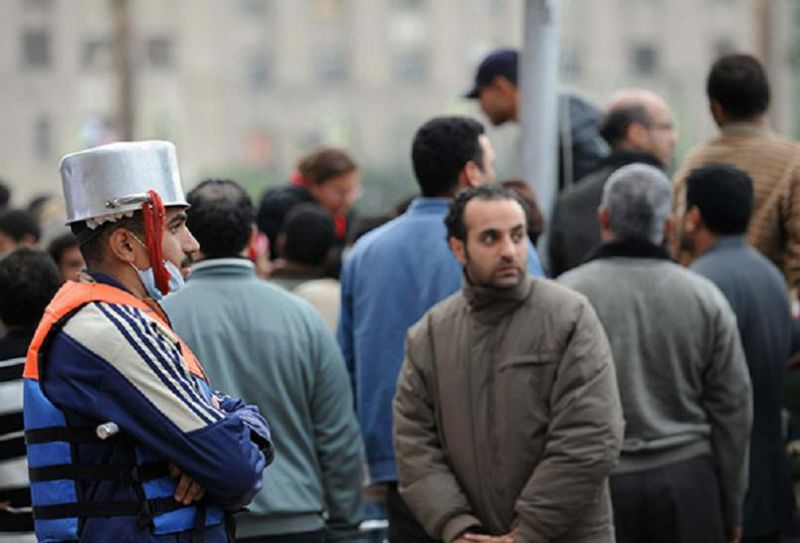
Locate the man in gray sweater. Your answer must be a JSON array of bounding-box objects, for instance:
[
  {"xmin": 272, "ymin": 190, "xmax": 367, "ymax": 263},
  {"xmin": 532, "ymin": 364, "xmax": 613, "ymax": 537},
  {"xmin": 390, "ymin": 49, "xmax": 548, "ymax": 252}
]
[{"xmin": 559, "ymin": 163, "xmax": 753, "ymax": 543}]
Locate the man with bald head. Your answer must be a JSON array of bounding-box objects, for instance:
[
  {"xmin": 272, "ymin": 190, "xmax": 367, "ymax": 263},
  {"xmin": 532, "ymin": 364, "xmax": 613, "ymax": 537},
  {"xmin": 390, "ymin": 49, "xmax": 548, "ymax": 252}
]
[{"xmin": 549, "ymin": 89, "xmax": 677, "ymax": 276}]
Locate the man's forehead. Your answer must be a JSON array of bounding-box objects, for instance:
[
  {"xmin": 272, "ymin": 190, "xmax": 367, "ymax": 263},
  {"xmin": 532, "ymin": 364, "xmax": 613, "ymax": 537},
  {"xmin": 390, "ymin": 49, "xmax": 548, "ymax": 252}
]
[{"xmin": 464, "ymin": 198, "xmax": 526, "ymax": 229}]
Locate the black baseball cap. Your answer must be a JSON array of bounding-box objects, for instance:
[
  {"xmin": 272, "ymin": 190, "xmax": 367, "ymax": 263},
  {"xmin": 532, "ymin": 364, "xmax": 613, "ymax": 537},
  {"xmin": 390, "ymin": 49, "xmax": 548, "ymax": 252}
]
[{"xmin": 464, "ymin": 49, "xmax": 518, "ymax": 99}]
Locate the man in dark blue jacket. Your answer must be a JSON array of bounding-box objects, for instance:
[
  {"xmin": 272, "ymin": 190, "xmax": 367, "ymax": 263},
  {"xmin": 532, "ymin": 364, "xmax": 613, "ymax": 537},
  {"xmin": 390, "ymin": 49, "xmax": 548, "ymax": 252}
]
[
  {"xmin": 23, "ymin": 141, "xmax": 272, "ymax": 542},
  {"xmin": 682, "ymin": 163, "xmax": 796, "ymax": 542}
]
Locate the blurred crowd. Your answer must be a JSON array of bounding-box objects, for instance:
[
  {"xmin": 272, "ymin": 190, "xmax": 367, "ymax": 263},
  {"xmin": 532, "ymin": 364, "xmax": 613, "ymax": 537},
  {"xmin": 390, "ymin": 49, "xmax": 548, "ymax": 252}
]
[{"xmin": 2, "ymin": 49, "xmax": 800, "ymax": 543}]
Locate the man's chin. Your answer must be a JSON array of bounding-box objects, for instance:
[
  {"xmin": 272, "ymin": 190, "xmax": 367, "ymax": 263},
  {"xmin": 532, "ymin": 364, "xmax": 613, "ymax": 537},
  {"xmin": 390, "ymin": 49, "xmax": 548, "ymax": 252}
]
[{"xmin": 490, "ymin": 272, "xmax": 524, "ymax": 289}]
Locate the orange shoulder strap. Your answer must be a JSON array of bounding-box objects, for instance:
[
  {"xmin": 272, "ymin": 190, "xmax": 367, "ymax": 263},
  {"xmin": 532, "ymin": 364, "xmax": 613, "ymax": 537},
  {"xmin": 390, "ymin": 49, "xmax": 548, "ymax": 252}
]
[{"xmin": 24, "ymin": 281, "xmax": 207, "ymax": 381}]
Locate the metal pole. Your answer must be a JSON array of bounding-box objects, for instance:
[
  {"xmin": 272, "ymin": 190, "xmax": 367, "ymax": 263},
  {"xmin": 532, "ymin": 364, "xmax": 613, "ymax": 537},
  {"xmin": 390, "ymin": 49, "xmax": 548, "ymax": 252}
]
[
  {"xmin": 519, "ymin": 0, "xmax": 559, "ymax": 224},
  {"xmin": 113, "ymin": 0, "xmax": 134, "ymax": 141}
]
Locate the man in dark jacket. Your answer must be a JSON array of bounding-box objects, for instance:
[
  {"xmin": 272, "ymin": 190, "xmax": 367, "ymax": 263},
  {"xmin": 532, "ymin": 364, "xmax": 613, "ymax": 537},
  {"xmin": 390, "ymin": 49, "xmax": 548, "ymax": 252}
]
[
  {"xmin": 464, "ymin": 48, "xmax": 608, "ymax": 190},
  {"xmin": 681, "ymin": 163, "xmax": 796, "ymax": 542},
  {"xmin": 548, "ymin": 89, "xmax": 676, "ymax": 276},
  {"xmin": 0, "ymin": 248, "xmax": 61, "ymax": 542},
  {"xmin": 394, "ymin": 185, "xmax": 623, "ymax": 543}
]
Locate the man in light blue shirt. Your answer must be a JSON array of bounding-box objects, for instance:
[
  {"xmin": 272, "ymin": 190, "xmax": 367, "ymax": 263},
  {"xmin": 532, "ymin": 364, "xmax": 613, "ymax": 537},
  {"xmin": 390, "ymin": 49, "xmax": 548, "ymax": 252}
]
[{"xmin": 338, "ymin": 116, "xmax": 543, "ymax": 543}]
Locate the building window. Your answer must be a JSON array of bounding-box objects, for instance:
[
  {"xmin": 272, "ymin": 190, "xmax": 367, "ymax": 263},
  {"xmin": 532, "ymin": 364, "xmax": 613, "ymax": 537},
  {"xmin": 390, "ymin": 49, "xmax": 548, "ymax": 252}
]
[
  {"xmin": 240, "ymin": 0, "xmax": 269, "ymax": 15},
  {"xmin": 631, "ymin": 44, "xmax": 658, "ymax": 76},
  {"xmin": 82, "ymin": 37, "xmax": 113, "ymax": 70},
  {"xmin": 22, "ymin": 29, "xmax": 50, "ymax": 68},
  {"xmin": 391, "ymin": 0, "xmax": 427, "ymax": 10},
  {"xmin": 560, "ymin": 47, "xmax": 583, "ymax": 79},
  {"xmin": 246, "ymin": 55, "xmax": 271, "ymax": 91},
  {"xmin": 23, "ymin": 0, "xmax": 53, "ymax": 10},
  {"xmin": 470, "ymin": 0, "xmax": 504, "ymax": 12},
  {"xmin": 315, "ymin": 48, "xmax": 349, "ymax": 84},
  {"xmin": 147, "ymin": 37, "xmax": 174, "ymax": 69},
  {"xmin": 393, "ymin": 50, "xmax": 428, "ymax": 84},
  {"xmin": 34, "ymin": 116, "xmax": 51, "ymax": 161}
]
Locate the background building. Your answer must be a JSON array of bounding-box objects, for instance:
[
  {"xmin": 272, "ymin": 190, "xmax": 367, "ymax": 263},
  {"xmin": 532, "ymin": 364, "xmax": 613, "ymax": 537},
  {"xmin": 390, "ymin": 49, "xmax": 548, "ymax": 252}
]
[{"xmin": 0, "ymin": 0, "xmax": 798, "ymax": 215}]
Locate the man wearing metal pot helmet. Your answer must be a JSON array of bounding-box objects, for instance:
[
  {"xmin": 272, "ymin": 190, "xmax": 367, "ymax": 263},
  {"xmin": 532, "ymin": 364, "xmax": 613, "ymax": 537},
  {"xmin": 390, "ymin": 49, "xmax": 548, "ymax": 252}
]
[{"xmin": 22, "ymin": 141, "xmax": 273, "ymax": 542}]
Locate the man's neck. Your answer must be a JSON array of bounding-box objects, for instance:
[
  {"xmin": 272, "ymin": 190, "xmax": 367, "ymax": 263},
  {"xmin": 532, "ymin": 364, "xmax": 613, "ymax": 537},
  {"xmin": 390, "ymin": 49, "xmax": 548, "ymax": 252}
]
[
  {"xmin": 691, "ymin": 229, "xmax": 718, "ymax": 259},
  {"xmin": 719, "ymin": 114, "xmax": 769, "ymax": 131},
  {"xmin": 89, "ymin": 263, "xmax": 147, "ymax": 299}
]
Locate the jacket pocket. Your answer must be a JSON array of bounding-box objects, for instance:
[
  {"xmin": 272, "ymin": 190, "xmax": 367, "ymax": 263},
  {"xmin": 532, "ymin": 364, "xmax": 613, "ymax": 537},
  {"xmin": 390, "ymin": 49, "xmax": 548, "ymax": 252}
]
[
  {"xmin": 496, "ymin": 352, "xmax": 559, "ymax": 436},
  {"xmin": 499, "ymin": 352, "xmax": 558, "ymax": 370}
]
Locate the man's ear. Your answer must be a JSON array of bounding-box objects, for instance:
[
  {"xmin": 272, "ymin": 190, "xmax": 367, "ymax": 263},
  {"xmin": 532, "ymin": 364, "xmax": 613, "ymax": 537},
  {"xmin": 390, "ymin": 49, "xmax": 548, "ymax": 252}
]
[
  {"xmin": 683, "ymin": 206, "xmax": 702, "ymax": 233},
  {"xmin": 597, "ymin": 207, "xmax": 610, "ymax": 230},
  {"xmin": 664, "ymin": 214, "xmax": 676, "ymax": 240},
  {"xmin": 276, "ymin": 233, "xmax": 287, "ymax": 258},
  {"xmin": 597, "ymin": 207, "xmax": 615, "ymax": 243},
  {"xmin": 462, "ymin": 161, "xmax": 482, "ymax": 188},
  {"xmin": 494, "ymin": 75, "xmax": 516, "ymax": 97},
  {"xmin": 626, "ymin": 122, "xmax": 649, "ymax": 149},
  {"xmin": 21, "ymin": 234, "xmax": 38, "ymax": 248},
  {"xmin": 710, "ymin": 100, "xmax": 725, "ymax": 125},
  {"xmin": 449, "ymin": 236, "xmax": 467, "ymax": 265},
  {"xmin": 107, "ymin": 228, "xmax": 139, "ymax": 265}
]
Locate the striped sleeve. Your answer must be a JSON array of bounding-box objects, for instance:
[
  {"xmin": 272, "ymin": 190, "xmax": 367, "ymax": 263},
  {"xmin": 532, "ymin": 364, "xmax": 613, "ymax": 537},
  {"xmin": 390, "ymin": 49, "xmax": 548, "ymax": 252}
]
[
  {"xmin": 0, "ymin": 355, "xmax": 29, "ymax": 493},
  {"xmin": 61, "ymin": 302, "xmax": 224, "ymax": 433}
]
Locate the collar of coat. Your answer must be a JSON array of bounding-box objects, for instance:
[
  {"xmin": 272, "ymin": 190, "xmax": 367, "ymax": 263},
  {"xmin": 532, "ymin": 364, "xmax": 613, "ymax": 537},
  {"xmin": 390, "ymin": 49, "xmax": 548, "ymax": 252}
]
[
  {"xmin": 462, "ymin": 272, "xmax": 533, "ymax": 322},
  {"xmin": 587, "ymin": 238, "xmax": 673, "ymax": 263},
  {"xmin": 599, "ymin": 149, "xmax": 663, "ymax": 171}
]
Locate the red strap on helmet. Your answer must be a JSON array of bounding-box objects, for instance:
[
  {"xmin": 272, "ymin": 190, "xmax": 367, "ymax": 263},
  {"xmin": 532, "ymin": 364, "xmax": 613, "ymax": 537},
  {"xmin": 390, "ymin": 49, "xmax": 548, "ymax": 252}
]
[{"xmin": 141, "ymin": 190, "xmax": 171, "ymax": 295}]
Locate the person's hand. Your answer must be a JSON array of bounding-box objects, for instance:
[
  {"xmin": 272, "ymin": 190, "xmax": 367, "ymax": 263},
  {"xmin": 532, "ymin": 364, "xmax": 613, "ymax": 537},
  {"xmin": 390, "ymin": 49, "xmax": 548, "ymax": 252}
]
[
  {"xmin": 0, "ymin": 501, "xmax": 8, "ymax": 511},
  {"xmin": 169, "ymin": 463, "xmax": 206, "ymax": 505},
  {"xmin": 727, "ymin": 525, "xmax": 742, "ymax": 543}
]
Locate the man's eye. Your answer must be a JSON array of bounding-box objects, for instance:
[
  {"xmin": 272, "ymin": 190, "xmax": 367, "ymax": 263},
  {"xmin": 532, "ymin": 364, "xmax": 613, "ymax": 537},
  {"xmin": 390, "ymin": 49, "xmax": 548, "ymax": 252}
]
[
  {"xmin": 481, "ymin": 234, "xmax": 496, "ymax": 243},
  {"xmin": 512, "ymin": 232, "xmax": 525, "ymax": 242}
]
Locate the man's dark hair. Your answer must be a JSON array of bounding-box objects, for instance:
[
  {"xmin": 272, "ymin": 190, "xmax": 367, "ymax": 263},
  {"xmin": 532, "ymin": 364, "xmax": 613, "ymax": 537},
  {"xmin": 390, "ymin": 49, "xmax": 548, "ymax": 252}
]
[
  {"xmin": 0, "ymin": 180, "xmax": 10, "ymax": 210},
  {"xmin": 70, "ymin": 214, "xmax": 144, "ymax": 267},
  {"xmin": 187, "ymin": 179, "xmax": 254, "ymax": 259},
  {"xmin": 707, "ymin": 54, "xmax": 770, "ymax": 120},
  {"xmin": 47, "ymin": 232, "xmax": 80, "ymax": 265},
  {"xmin": 686, "ymin": 163, "xmax": 753, "ymax": 236},
  {"xmin": 599, "ymin": 104, "xmax": 651, "ymax": 147},
  {"xmin": 0, "ymin": 248, "xmax": 60, "ymax": 328},
  {"xmin": 27, "ymin": 194, "xmax": 53, "ymax": 223},
  {"xmin": 445, "ymin": 184, "xmax": 528, "ymax": 242},
  {"xmin": 412, "ymin": 116, "xmax": 486, "ymax": 198},
  {"xmin": 281, "ymin": 203, "xmax": 335, "ymax": 266},
  {"xmin": 0, "ymin": 209, "xmax": 41, "ymax": 243}
]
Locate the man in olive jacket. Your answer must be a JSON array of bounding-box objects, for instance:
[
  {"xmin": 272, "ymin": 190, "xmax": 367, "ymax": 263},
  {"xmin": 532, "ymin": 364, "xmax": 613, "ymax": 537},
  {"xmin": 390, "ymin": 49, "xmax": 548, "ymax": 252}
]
[{"xmin": 393, "ymin": 185, "xmax": 625, "ymax": 543}]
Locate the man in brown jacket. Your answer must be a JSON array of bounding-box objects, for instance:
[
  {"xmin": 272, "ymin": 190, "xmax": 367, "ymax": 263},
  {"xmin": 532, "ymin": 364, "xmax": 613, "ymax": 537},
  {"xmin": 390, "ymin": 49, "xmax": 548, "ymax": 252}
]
[
  {"xmin": 393, "ymin": 185, "xmax": 625, "ymax": 543},
  {"xmin": 673, "ymin": 53, "xmax": 800, "ymax": 292}
]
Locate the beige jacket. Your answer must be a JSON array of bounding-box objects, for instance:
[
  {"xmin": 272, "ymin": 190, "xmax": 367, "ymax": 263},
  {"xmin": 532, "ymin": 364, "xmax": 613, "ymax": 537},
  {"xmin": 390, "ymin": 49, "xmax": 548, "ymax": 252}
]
[
  {"xmin": 673, "ymin": 125, "xmax": 800, "ymax": 291},
  {"xmin": 393, "ymin": 276, "xmax": 624, "ymax": 543}
]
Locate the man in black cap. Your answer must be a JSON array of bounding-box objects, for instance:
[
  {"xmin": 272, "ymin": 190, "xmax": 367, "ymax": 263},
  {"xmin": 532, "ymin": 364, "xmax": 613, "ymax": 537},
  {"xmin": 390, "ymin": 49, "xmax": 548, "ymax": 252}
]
[
  {"xmin": 465, "ymin": 49, "xmax": 520, "ymax": 126},
  {"xmin": 465, "ymin": 48, "xmax": 607, "ymax": 190}
]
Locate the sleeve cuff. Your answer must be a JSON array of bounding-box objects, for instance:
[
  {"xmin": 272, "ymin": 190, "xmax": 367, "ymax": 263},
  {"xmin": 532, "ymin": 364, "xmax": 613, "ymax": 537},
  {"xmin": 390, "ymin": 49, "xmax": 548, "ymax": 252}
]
[{"xmin": 441, "ymin": 513, "xmax": 483, "ymax": 543}]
